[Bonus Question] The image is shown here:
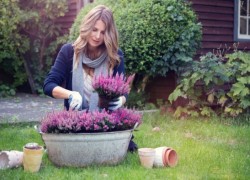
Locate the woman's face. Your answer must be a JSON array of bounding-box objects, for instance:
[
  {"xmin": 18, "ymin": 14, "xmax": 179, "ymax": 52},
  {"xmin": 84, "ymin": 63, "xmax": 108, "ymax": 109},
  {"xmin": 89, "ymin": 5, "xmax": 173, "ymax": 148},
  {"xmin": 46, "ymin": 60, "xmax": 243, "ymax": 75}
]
[{"xmin": 88, "ymin": 20, "xmax": 106, "ymax": 50}]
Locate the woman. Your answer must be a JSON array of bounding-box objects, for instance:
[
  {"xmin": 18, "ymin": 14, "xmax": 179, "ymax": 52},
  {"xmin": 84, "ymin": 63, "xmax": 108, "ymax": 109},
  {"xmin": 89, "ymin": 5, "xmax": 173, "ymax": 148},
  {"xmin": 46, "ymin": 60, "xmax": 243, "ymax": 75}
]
[
  {"xmin": 43, "ymin": 5, "xmax": 137, "ymax": 152},
  {"xmin": 43, "ymin": 5, "xmax": 126, "ymax": 111}
]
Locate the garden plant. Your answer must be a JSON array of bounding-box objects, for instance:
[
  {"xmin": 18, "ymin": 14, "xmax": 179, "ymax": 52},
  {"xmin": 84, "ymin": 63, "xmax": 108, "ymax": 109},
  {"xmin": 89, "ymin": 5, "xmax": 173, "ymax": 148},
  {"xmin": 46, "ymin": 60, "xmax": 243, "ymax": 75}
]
[
  {"xmin": 0, "ymin": 0, "xmax": 68, "ymax": 95},
  {"xmin": 169, "ymin": 50, "xmax": 250, "ymax": 118}
]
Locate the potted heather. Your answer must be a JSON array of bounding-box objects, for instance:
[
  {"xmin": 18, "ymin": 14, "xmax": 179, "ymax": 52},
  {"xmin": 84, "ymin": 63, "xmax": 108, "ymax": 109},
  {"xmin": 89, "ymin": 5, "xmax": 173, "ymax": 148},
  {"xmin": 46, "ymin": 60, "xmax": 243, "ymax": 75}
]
[
  {"xmin": 39, "ymin": 108, "xmax": 142, "ymax": 167},
  {"xmin": 92, "ymin": 73, "xmax": 134, "ymax": 110}
]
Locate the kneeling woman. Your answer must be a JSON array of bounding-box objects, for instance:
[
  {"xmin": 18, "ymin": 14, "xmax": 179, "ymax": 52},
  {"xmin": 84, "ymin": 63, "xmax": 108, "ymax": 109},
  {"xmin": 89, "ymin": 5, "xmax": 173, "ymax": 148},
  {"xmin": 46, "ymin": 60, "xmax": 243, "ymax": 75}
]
[{"xmin": 43, "ymin": 5, "xmax": 137, "ymax": 152}]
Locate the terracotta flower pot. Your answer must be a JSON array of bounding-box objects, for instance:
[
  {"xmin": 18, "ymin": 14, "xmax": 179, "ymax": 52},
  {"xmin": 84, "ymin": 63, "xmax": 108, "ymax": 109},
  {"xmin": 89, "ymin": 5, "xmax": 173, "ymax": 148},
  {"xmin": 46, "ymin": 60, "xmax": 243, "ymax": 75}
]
[
  {"xmin": 154, "ymin": 146, "xmax": 178, "ymax": 167},
  {"xmin": 0, "ymin": 151, "xmax": 23, "ymax": 169},
  {"xmin": 138, "ymin": 148, "xmax": 155, "ymax": 168},
  {"xmin": 165, "ymin": 148, "xmax": 178, "ymax": 167},
  {"xmin": 23, "ymin": 143, "xmax": 44, "ymax": 173}
]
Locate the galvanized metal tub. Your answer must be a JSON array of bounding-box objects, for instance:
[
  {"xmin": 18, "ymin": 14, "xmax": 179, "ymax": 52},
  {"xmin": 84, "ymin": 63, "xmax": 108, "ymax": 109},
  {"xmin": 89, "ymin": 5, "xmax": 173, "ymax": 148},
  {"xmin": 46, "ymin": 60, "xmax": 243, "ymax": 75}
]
[{"xmin": 41, "ymin": 130, "xmax": 132, "ymax": 167}]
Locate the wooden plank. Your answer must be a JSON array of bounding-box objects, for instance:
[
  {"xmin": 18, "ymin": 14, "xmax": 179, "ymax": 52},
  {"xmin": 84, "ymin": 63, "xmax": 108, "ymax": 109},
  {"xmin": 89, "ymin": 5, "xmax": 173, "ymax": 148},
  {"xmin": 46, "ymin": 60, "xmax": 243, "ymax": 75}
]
[
  {"xmin": 192, "ymin": 4, "xmax": 233, "ymax": 14},
  {"xmin": 201, "ymin": 42, "xmax": 235, "ymax": 49},
  {"xmin": 190, "ymin": 0, "xmax": 234, "ymax": 8},
  {"xmin": 63, "ymin": 11, "xmax": 77, "ymax": 16},
  {"xmin": 200, "ymin": 20, "xmax": 233, "ymax": 28},
  {"xmin": 56, "ymin": 16, "xmax": 76, "ymax": 22},
  {"xmin": 202, "ymin": 35, "xmax": 233, "ymax": 42},
  {"xmin": 236, "ymin": 43, "xmax": 250, "ymax": 49},
  {"xmin": 68, "ymin": 3, "xmax": 77, "ymax": 9},
  {"xmin": 202, "ymin": 27, "xmax": 233, "ymax": 35},
  {"xmin": 197, "ymin": 12, "xmax": 233, "ymax": 21}
]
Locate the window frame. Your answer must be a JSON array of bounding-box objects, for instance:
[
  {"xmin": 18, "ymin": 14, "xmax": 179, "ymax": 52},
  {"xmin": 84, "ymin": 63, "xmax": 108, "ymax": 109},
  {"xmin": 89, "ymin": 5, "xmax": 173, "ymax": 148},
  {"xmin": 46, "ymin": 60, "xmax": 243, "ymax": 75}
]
[{"xmin": 234, "ymin": 0, "xmax": 250, "ymax": 41}]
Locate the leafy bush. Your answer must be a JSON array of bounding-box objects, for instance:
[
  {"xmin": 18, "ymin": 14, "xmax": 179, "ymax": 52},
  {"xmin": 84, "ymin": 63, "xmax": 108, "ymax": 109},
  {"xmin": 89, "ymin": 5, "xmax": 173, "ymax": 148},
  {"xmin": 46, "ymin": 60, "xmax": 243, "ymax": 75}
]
[
  {"xmin": 69, "ymin": 0, "xmax": 201, "ymax": 77},
  {"xmin": 169, "ymin": 50, "xmax": 250, "ymax": 117},
  {"xmin": 0, "ymin": 0, "xmax": 29, "ymax": 89},
  {"xmin": 19, "ymin": 0, "xmax": 69, "ymax": 93},
  {"xmin": 126, "ymin": 89, "xmax": 149, "ymax": 109},
  {"xmin": 117, "ymin": 0, "xmax": 201, "ymax": 76},
  {"xmin": 0, "ymin": 85, "xmax": 16, "ymax": 97},
  {"xmin": 0, "ymin": 0, "xmax": 69, "ymax": 94},
  {"xmin": 225, "ymin": 51, "xmax": 250, "ymax": 115}
]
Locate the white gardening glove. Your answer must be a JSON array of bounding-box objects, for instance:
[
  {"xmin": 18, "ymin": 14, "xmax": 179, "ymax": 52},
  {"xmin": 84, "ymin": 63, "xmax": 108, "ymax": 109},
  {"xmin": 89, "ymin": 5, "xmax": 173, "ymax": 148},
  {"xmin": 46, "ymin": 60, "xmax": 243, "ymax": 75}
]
[
  {"xmin": 108, "ymin": 96, "xmax": 125, "ymax": 111},
  {"xmin": 68, "ymin": 91, "xmax": 82, "ymax": 110}
]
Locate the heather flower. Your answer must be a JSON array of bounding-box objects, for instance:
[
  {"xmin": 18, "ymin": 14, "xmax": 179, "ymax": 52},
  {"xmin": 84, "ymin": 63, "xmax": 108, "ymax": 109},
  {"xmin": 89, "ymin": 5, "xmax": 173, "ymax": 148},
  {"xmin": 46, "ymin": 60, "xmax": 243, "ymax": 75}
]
[
  {"xmin": 92, "ymin": 73, "xmax": 134, "ymax": 99},
  {"xmin": 111, "ymin": 108, "xmax": 142, "ymax": 130},
  {"xmin": 40, "ymin": 108, "xmax": 142, "ymax": 133}
]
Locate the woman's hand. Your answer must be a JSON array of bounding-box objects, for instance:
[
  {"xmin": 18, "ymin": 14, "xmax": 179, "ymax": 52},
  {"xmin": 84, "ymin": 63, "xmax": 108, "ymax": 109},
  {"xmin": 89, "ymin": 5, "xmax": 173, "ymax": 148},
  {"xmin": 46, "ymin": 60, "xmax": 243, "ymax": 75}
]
[
  {"xmin": 108, "ymin": 96, "xmax": 126, "ymax": 111},
  {"xmin": 68, "ymin": 91, "xmax": 82, "ymax": 110}
]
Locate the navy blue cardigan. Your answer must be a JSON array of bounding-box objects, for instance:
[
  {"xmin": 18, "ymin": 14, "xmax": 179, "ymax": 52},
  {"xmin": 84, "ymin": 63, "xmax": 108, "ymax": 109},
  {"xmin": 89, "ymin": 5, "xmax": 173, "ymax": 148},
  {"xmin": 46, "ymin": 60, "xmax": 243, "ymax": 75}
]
[{"xmin": 43, "ymin": 43, "xmax": 125, "ymax": 110}]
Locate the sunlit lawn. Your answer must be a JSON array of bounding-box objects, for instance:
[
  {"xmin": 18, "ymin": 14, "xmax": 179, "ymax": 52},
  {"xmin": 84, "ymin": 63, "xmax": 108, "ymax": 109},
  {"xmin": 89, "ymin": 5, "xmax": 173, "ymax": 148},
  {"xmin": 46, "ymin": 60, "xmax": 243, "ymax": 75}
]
[{"xmin": 0, "ymin": 112, "xmax": 250, "ymax": 179}]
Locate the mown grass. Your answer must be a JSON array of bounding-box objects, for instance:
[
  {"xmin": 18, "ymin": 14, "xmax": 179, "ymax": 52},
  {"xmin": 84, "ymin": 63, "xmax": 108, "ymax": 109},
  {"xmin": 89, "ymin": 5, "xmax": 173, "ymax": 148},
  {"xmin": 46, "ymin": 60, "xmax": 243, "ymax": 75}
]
[{"xmin": 0, "ymin": 112, "xmax": 250, "ymax": 179}]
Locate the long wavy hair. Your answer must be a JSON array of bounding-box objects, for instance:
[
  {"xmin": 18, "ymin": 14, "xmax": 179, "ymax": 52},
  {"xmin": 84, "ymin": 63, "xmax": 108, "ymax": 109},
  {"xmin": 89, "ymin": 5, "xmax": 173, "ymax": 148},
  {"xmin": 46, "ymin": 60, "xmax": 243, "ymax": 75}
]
[{"xmin": 72, "ymin": 5, "xmax": 120, "ymax": 71}]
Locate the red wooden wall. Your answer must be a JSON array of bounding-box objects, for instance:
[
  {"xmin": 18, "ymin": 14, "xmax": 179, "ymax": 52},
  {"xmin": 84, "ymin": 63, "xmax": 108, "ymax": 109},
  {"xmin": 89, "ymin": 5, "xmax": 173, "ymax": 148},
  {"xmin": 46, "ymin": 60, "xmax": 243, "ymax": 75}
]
[
  {"xmin": 191, "ymin": 0, "xmax": 249, "ymax": 56},
  {"xmin": 56, "ymin": 0, "xmax": 93, "ymax": 34},
  {"xmin": 145, "ymin": 0, "xmax": 250, "ymax": 105},
  {"xmin": 56, "ymin": 0, "xmax": 79, "ymax": 34}
]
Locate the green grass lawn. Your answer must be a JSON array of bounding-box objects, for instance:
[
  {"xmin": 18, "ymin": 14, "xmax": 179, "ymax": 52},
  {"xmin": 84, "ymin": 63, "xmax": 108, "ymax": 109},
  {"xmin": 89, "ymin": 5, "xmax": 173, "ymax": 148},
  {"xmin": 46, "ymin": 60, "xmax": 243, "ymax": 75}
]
[{"xmin": 0, "ymin": 112, "xmax": 250, "ymax": 179}]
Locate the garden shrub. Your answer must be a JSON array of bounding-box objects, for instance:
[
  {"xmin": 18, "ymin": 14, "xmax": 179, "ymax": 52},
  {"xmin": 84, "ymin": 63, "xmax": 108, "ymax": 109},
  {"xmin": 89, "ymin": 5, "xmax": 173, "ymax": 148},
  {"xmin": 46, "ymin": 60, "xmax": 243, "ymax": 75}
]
[
  {"xmin": 126, "ymin": 89, "xmax": 149, "ymax": 110},
  {"xmin": 0, "ymin": 85, "xmax": 16, "ymax": 97},
  {"xmin": 18, "ymin": 0, "xmax": 69, "ymax": 94},
  {"xmin": 0, "ymin": 0, "xmax": 29, "ymax": 90},
  {"xmin": 168, "ymin": 50, "xmax": 250, "ymax": 117},
  {"xmin": 0, "ymin": 0, "xmax": 69, "ymax": 95},
  {"xmin": 69, "ymin": 0, "xmax": 201, "ymax": 78},
  {"xmin": 225, "ymin": 51, "xmax": 250, "ymax": 116}
]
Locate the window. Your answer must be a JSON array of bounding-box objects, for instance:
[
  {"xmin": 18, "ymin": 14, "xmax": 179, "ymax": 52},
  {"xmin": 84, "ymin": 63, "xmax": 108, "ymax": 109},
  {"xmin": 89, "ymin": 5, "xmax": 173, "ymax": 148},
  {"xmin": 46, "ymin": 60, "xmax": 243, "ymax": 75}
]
[{"xmin": 235, "ymin": 0, "xmax": 250, "ymax": 41}]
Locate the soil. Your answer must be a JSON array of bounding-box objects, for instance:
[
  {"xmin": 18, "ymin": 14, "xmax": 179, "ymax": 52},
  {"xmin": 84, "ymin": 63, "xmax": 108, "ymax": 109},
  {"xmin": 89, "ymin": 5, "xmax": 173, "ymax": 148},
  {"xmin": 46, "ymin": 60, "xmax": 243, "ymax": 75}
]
[{"xmin": 0, "ymin": 93, "xmax": 63, "ymax": 123}]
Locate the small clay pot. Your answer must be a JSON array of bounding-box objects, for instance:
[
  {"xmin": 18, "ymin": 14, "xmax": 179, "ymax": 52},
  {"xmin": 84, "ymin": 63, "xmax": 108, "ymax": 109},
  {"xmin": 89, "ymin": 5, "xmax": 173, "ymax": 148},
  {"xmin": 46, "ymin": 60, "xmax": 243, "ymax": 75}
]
[
  {"xmin": 154, "ymin": 147, "xmax": 171, "ymax": 167},
  {"xmin": 0, "ymin": 151, "xmax": 23, "ymax": 169},
  {"xmin": 23, "ymin": 143, "xmax": 44, "ymax": 173},
  {"xmin": 138, "ymin": 148, "xmax": 155, "ymax": 168},
  {"xmin": 165, "ymin": 148, "xmax": 178, "ymax": 167},
  {"xmin": 153, "ymin": 146, "xmax": 178, "ymax": 167}
]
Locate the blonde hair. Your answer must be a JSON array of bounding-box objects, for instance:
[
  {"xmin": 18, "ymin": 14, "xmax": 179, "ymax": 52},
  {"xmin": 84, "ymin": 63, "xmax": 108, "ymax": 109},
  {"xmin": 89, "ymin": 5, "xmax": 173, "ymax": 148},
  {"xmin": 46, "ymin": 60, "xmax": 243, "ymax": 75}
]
[{"xmin": 73, "ymin": 5, "xmax": 120, "ymax": 70}]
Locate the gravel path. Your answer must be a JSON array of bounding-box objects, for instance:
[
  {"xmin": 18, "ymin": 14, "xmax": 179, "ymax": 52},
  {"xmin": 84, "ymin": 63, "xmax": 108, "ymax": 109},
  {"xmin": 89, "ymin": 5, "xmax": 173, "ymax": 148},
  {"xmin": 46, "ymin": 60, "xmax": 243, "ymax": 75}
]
[{"xmin": 0, "ymin": 93, "xmax": 63, "ymax": 123}]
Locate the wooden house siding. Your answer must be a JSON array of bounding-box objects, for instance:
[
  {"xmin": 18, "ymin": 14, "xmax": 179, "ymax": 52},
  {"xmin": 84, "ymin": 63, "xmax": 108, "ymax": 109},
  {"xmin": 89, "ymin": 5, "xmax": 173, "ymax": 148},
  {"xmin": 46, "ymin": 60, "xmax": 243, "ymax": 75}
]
[
  {"xmin": 56, "ymin": 0, "xmax": 93, "ymax": 34},
  {"xmin": 55, "ymin": 0, "xmax": 80, "ymax": 34},
  {"xmin": 191, "ymin": 0, "xmax": 249, "ymax": 55},
  {"xmin": 146, "ymin": 0, "xmax": 250, "ymax": 104}
]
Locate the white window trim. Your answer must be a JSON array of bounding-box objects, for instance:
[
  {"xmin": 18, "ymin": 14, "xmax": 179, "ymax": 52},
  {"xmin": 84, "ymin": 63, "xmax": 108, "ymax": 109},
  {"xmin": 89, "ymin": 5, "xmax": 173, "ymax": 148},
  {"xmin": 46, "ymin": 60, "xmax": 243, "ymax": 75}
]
[{"xmin": 235, "ymin": 0, "xmax": 250, "ymax": 41}]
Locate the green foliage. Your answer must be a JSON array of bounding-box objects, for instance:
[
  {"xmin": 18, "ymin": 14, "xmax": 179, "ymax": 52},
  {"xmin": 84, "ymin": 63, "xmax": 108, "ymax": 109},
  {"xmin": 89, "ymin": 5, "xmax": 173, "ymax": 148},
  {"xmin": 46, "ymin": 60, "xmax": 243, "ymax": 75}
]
[
  {"xmin": 0, "ymin": 0, "xmax": 29, "ymax": 88},
  {"xmin": 117, "ymin": 0, "xmax": 201, "ymax": 76},
  {"xmin": 225, "ymin": 51, "xmax": 250, "ymax": 115},
  {"xmin": 69, "ymin": 0, "xmax": 201, "ymax": 77},
  {"xmin": 19, "ymin": 0, "xmax": 69, "ymax": 93},
  {"xmin": 0, "ymin": 85, "xmax": 16, "ymax": 97},
  {"xmin": 126, "ymin": 89, "xmax": 149, "ymax": 109},
  {"xmin": 0, "ymin": 0, "xmax": 68, "ymax": 94},
  {"xmin": 169, "ymin": 50, "xmax": 250, "ymax": 117}
]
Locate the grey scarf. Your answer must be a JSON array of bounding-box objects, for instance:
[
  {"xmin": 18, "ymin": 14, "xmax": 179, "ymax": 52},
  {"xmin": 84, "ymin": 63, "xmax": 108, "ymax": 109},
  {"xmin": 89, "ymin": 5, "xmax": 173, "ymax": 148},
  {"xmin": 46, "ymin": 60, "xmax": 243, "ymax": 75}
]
[{"xmin": 72, "ymin": 51, "xmax": 109, "ymax": 111}]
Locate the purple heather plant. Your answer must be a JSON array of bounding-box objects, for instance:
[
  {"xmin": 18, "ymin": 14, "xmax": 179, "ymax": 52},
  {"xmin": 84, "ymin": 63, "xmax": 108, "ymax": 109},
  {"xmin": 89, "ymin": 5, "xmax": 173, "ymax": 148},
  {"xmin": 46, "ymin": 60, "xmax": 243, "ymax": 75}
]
[
  {"xmin": 92, "ymin": 73, "xmax": 134, "ymax": 99},
  {"xmin": 40, "ymin": 108, "xmax": 142, "ymax": 133}
]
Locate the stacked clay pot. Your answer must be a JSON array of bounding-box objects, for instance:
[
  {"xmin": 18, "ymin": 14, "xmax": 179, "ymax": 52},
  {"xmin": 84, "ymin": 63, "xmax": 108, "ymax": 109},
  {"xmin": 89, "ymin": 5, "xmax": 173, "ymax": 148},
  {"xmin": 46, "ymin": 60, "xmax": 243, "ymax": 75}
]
[
  {"xmin": 153, "ymin": 147, "xmax": 178, "ymax": 167},
  {"xmin": 138, "ymin": 148, "xmax": 155, "ymax": 168}
]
